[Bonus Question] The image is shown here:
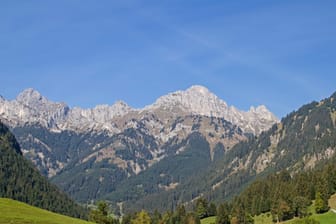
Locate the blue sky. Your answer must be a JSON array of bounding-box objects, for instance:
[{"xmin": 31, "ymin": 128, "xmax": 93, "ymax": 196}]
[{"xmin": 0, "ymin": 1, "xmax": 335, "ymax": 118}]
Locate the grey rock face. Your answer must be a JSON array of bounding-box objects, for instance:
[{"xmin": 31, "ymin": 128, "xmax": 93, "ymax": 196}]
[{"xmin": 0, "ymin": 86, "xmax": 278, "ymax": 135}]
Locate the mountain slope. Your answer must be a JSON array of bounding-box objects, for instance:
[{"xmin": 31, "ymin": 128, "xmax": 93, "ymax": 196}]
[
  {"xmin": 51, "ymin": 116, "xmax": 246, "ymax": 202},
  {"xmin": 233, "ymin": 158, "xmax": 336, "ymax": 221},
  {"xmin": 109, "ymin": 91, "xmax": 336, "ymax": 212},
  {"xmin": 105, "ymin": 132, "xmax": 212, "ymax": 208},
  {"xmin": 0, "ymin": 121, "xmax": 87, "ymax": 218},
  {"xmin": 198, "ymin": 91, "xmax": 336, "ymax": 202}
]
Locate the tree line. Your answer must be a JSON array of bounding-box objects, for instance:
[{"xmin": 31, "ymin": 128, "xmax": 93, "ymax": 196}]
[{"xmin": 90, "ymin": 156, "xmax": 336, "ymax": 224}]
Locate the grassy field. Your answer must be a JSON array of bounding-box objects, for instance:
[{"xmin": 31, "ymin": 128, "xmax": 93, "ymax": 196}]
[
  {"xmin": 311, "ymin": 211, "xmax": 336, "ymax": 224},
  {"xmin": 204, "ymin": 212, "xmax": 336, "ymax": 224},
  {"xmin": 254, "ymin": 212, "xmax": 273, "ymax": 224},
  {"xmin": 252, "ymin": 211, "xmax": 336, "ymax": 224},
  {"xmin": 283, "ymin": 211, "xmax": 336, "ymax": 224},
  {"xmin": 0, "ymin": 198, "xmax": 94, "ymax": 224},
  {"xmin": 200, "ymin": 216, "xmax": 216, "ymax": 224},
  {"xmin": 328, "ymin": 193, "xmax": 336, "ymax": 209}
]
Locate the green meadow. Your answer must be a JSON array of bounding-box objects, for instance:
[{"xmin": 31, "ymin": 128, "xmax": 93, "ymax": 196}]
[{"xmin": 0, "ymin": 198, "xmax": 94, "ymax": 224}]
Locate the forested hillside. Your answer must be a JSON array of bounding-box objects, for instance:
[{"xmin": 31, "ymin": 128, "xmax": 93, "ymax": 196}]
[
  {"xmin": 106, "ymin": 132, "xmax": 212, "ymax": 211},
  {"xmin": 112, "ymin": 157, "xmax": 336, "ymax": 224},
  {"xmin": 202, "ymin": 91, "xmax": 336, "ymax": 203},
  {"xmin": 112, "ymin": 91, "xmax": 336, "ymax": 213},
  {"xmin": 0, "ymin": 121, "xmax": 88, "ymax": 219},
  {"xmin": 232, "ymin": 157, "xmax": 336, "ymax": 222}
]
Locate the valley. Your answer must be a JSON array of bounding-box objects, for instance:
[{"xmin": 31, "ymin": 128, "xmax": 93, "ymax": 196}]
[{"xmin": 2, "ymin": 1, "xmax": 335, "ymax": 223}]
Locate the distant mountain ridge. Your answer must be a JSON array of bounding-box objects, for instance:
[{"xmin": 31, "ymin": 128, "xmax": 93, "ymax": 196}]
[{"xmin": 0, "ymin": 85, "xmax": 277, "ymax": 135}]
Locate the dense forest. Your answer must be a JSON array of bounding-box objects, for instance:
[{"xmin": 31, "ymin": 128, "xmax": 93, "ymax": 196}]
[
  {"xmin": 231, "ymin": 157, "xmax": 336, "ymax": 223},
  {"xmin": 0, "ymin": 121, "xmax": 88, "ymax": 219},
  {"xmin": 96, "ymin": 156, "xmax": 335, "ymax": 224}
]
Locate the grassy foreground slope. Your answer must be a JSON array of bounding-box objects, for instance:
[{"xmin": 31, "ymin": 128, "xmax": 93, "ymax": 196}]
[
  {"xmin": 0, "ymin": 198, "xmax": 93, "ymax": 224},
  {"xmin": 283, "ymin": 211, "xmax": 336, "ymax": 224},
  {"xmin": 200, "ymin": 216, "xmax": 216, "ymax": 224},
  {"xmin": 254, "ymin": 205, "xmax": 336, "ymax": 224}
]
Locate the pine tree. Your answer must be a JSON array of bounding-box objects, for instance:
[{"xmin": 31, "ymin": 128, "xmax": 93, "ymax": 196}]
[
  {"xmin": 208, "ymin": 202, "xmax": 217, "ymax": 217},
  {"xmin": 132, "ymin": 210, "xmax": 151, "ymax": 224},
  {"xmin": 151, "ymin": 209, "xmax": 161, "ymax": 224},
  {"xmin": 315, "ymin": 192, "xmax": 328, "ymax": 214},
  {"xmin": 89, "ymin": 201, "xmax": 119, "ymax": 224},
  {"xmin": 195, "ymin": 198, "xmax": 208, "ymax": 219},
  {"xmin": 216, "ymin": 203, "xmax": 230, "ymax": 224},
  {"xmin": 292, "ymin": 196, "xmax": 309, "ymax": 218}
]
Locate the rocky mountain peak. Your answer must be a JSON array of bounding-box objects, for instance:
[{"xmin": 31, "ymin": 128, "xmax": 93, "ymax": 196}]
[
  {"xmin": 186, "ymin": 85, "xmax": 211, "ymax": 95},
  {"xmin": 87, "ymin": 101, "xmax": 133, "ymax": 120},
  {"xmin": 15, "ymin": 88, "xmax": 68, "ymax": 110},
  {"xmin": 93, "ymin": 101, "xmax": 131, "ymax": 113},
  {"xmin": 249, "ymin": 105, "xmax": 278, "ymax": 121},
  {"xmin": 0, "ymin": 88, "xmax": 69, "ymax": 128},
  {"xmin": 148, "ymin": 85, "xmax": 228, "ymax": 115},
  {"xmin": 112, "ymin": 100, "xmax": 132, "ymax": 112},
  {"xmin": 16, "ymin": 88, "xmax": 46, "ymax": 105},
  {"xmin": 146, "ymin": 86, "xmax": 278, "ymax": 134}
]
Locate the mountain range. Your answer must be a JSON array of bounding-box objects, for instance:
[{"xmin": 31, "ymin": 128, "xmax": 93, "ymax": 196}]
[
  {"xmin": 1, "ymin": 85, "xmax": 336, "ymax": 217},
  {"xmin": 0, "ymin": 85, "xmax": 277, "ymax": 175},
  {"xmin": 0, "ymin": 85, "xmax": 277, "ymax": 135},
  {"xmin": 0, "ymin": 85, "xmax": 278, "ymax": 210}
]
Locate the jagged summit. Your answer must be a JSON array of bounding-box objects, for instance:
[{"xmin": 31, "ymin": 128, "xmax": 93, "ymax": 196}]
[
  {"xmin": 146, "ymin": 85, "xmax": 278, "ymax": 134},
  {"xmin": 249, "ymin": 105, "xmax": 278, "ymax": 121},
  {"xmin": 16, "ymin": 88, "xmax": 46, "ymax": 104},
  {"xmin": 0, "ymin": 86, "xmax": 278, "ymax": 135},
  {"xmin": 148, "ymin": 85, "xmax": 228, "ymax": 114},
  {"xmin": 186, "ymin": 85, "xmax": 212, "ymax": 94},
  {"xmin": 90, "ymin": 100, "xmax": 132, "ymax": 114}
]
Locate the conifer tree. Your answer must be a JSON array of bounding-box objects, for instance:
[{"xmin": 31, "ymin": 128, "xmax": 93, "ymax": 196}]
[
  {"xmin": 315, "ymin": 192, "xmax": 328, "ymax": 214},
  {"xmin": 132, "ymin": 210, "xmax": 151, "ymax": 224},
  {"xmin": 216, "ymin": 203, "xmax": 230, "ymax": 224}
]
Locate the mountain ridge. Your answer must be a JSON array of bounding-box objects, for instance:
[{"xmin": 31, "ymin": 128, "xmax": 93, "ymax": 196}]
[{"xmin": 0, "ymin": 85, "xmax": 278, "ymax": 135}]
